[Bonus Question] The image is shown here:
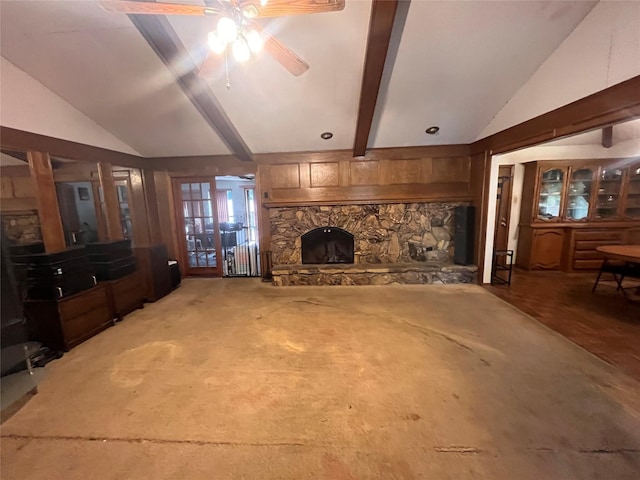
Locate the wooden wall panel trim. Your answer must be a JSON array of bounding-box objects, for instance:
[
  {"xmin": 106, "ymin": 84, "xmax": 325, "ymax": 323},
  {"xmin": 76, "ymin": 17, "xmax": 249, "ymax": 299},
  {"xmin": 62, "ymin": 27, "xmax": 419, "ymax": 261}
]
[
  {"xmin": 1, "ymin": 177, "xmax": 14, "ymax": 199},
  {"xmin": 339, "ymin": 161, "xmax": 350, "ymax": 187},
  {"xmin": 309, "ymin": 162, "xmax": 340, "ymax": 188},
  {"xmin": 27, "ymin": 151, "xmax": 66, "ymax": 253},
  {"xmin": 388, "ymin": 159, "xmax": 422, "ymax": 185},
  {"xmin": 469, "ymin": 151, "xmax": 490, "ymax": 283},
  {"xmin": 267, "ymin": 182, "xmax": 471, "ymax": 205},
  {"xmin": 128, "ymin": 169, "xmax": 152, "ymax": 246},
  {"xmin": 0, "ymin": 166, "xmax": 31, "ymax": 177},
  {"xmin": 299, "ymin": 163, "xmax": 311, "ymax": 188},
  {"xmin": 270, "ymin": 164, "xmax": 301, "ymax": 189},
  {"xmin": 12, "ymin": 176, "xmax": 36, "ymax": 199},
  {"xmin": 154, "ymin": 171, "xmax": 180, "ymax": 260},
  {"xmin": 141, "ymin": 169, "xmax": 162, "ymax": 244},
  {"xmin": 350, "ymin": 160, "xmax": 379, "ymax": 186},
  {"xmin": 0, "ymin": 198, "xmax": 38, "ymax": 213}
]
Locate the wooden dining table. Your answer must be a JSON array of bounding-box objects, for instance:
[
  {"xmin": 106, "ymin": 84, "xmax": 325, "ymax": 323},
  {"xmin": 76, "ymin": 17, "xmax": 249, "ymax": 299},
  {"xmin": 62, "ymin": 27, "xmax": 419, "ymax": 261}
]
[{"xmin": 596, "ymin": 245, "xmax": 640, "ymax": 264}]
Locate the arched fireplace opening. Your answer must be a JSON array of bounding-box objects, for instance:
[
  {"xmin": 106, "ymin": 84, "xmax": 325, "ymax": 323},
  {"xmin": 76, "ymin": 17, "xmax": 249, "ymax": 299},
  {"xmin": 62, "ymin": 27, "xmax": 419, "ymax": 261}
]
[{"xmin": 301, "ymin": 227, "xmax": 354, "ymax": 264}]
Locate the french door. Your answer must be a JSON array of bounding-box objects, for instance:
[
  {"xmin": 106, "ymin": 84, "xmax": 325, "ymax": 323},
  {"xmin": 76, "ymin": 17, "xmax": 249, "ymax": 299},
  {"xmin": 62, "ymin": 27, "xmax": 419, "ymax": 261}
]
[{"xmin": 173, "ymin": 178, "xmax": 222, "ymax": 276}]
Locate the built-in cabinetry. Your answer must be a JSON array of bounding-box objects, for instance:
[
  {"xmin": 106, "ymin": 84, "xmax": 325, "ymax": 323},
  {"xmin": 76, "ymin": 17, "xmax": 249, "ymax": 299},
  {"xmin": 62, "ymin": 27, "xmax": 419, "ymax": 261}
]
[{"xmin": 517, "ymin": 159, "xmax": 640, "ymax": 271}]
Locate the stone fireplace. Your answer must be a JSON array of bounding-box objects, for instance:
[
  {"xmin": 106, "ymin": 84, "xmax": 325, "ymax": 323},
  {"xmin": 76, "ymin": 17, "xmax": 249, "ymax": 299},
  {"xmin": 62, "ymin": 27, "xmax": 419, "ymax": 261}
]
[
  {"xmin": 301, "ymin": 227, "xmax": 354, "ymax": 264},
  {"xmin": 268, "ymin": 202, "xmax": 477, "ymax": 286}
]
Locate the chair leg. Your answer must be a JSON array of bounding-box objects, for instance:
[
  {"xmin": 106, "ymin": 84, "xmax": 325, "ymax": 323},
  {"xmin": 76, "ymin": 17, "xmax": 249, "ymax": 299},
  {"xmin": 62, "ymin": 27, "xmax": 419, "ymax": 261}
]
[{"xmin": 592, "ymin": 266, "xmax": 605, "ymax": 293}]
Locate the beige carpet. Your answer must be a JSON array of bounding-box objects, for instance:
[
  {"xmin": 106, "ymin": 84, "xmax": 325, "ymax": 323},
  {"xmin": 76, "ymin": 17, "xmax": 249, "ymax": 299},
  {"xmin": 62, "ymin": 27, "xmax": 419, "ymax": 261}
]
[{"xmin": 2, "ymin": 279, "xmax": 640, "ymax": 479}]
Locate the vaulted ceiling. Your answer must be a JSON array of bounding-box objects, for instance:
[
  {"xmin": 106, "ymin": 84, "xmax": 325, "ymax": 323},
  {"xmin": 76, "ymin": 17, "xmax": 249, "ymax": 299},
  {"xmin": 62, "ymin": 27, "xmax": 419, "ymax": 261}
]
[{"xmin": 0, "ymin": 0, "xmax": 602, "ymax": 158}]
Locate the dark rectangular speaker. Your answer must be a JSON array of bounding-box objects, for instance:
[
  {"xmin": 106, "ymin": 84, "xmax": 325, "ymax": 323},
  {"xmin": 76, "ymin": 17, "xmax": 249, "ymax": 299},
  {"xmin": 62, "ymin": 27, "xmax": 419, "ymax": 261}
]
[{"xmin": 454, "ymin": 206, "xmax": 475, "ymax": 266}]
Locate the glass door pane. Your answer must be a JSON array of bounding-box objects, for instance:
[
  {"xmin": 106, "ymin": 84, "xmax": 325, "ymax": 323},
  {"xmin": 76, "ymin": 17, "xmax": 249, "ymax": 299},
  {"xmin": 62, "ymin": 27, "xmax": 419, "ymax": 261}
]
[
  {"xmin": 595, "ymin": 168, "xmax": 623, "ymax": 220},
  {"xmin": 566, "ymin": 168, "xmax": 594, "ymax": 221},
  {"xmin": 179, "ymin": 181, "xmax": 220, "ymax": 275},
  {"xmin": 115, "ymin": 181, "xmax": 133, "ymax": 241},
  {"xmin": 537, "ymin": 168, "xmax": 564, "ymax": 221},
  {"xmin": 625, "ymin": 164, "xmax": 640, "ymax": 219}
]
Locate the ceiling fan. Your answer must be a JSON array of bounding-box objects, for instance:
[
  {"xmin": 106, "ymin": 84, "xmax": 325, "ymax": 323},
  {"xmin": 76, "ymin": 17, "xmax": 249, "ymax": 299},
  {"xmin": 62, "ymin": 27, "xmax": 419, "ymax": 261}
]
[{"xmin": 98, "ymin": 0, "xmax": 345, "ymax": 78}]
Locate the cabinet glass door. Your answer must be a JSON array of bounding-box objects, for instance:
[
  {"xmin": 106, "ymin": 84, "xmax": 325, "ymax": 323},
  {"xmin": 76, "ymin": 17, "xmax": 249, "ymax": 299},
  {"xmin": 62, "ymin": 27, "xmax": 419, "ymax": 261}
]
[
  {"xmin": 595, "ymin": 168, "xmax": 623, "ymax": 219},
  {"xmin": 625, "ymin": 164, "xmax": 640, "ymax": 219},
  {"xmin": 566, "ymin": 168, "xmax": 594, "ymax": 221},
  {"xmin": 537, "ymin": 168, "xmax": 564, "ymax": 221}
]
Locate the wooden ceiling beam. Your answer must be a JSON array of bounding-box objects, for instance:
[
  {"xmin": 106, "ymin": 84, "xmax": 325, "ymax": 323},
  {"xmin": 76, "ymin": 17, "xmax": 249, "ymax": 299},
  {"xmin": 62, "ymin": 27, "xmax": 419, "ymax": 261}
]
[
  {"xmin": 353, "ymin": 0, "xmax": 399, "ymax": 158},
  {"xmin": 601, "ymin": 125, "xmax": 613, "ymax": 148},
  {"xmin": 0, "ymin": 126, "xmax": 146, "ymax": 169},
  {"xmin": 128, "ymin": 14, "xmax": 254, "ymax": 162}
]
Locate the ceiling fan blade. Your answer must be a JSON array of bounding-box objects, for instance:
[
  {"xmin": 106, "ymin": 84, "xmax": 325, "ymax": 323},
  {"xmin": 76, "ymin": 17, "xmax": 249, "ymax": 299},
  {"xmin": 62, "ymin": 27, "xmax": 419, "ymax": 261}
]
[
  {"xmin": 198, "ymin": 52, "xmax": 225, "ymax": 78},
  {"xmin": 98, "ymin": 1, "xmax": 219, "ymax": 16},
  {"xmin": 239, "ymin": 0, "xmax": 345, "ymax": 18},
  {"xmin": 251, "ymin": 24, "xmax": 309, "ymax": 76}
]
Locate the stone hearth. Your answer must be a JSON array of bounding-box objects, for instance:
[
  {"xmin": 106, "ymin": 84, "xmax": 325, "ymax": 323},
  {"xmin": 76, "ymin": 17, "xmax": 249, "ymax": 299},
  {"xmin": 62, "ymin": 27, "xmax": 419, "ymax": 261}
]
[{"xmin": 272, "ymin": 262, "xmax": 477, "ymax": 286}]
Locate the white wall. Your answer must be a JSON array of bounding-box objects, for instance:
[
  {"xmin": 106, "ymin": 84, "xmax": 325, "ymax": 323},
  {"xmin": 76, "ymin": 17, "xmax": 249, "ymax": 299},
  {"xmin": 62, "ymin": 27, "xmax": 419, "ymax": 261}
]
[
  {"xmin": 479, "ymin": 1, "xmax": 640, "ymax": 139},
  {"xmin": 482, "ymin": 139, "xmax": 640, "ymax": 283},
  {"xmin": 0, "ymin": 57, "xmax": 140, "ymax": 155},
  {"xmin": 215, "ymin": 178, "xmax": 255, "ymax": 226}
]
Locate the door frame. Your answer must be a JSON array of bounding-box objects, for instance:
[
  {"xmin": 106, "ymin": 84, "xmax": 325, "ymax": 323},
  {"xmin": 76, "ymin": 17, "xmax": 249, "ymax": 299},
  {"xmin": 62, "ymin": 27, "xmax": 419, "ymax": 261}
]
[{"xmin": 172, "ymin": 177, "xmax": 223, "ymax": 277}]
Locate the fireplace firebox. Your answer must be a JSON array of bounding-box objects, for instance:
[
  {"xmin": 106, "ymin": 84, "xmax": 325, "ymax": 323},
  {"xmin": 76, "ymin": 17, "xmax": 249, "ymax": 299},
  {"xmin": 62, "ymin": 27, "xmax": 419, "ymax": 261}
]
[{"xmin": 301, "ymin": 227, "xmax": 354, "ymax": 264}]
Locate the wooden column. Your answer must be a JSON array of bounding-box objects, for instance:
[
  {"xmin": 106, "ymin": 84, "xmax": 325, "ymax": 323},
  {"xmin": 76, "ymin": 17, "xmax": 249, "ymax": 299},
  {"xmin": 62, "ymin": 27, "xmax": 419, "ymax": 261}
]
[
  {"xmin": 127, "ymin": 169, "xmax": 151, "ymax": 245},
  {"xmin": 27, "ymin": 151, "xmax": 66, "ymax": 253},
  {"xmin": 98, "ymin": 162, "xmax": 124, "ymax": 241},
  {"xmin": 142, "ymin": 169, "xmax": 163, "ymax": 244}
]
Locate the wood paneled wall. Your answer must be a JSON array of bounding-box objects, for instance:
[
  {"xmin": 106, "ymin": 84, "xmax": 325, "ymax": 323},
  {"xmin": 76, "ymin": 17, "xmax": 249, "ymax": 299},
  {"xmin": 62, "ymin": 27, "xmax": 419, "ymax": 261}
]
[
  {"xmin": 257, "ymin": 146, "xmax": 472, "ymax": 207},
  {"xmin": 0, "ymin": 166, "xmax": 37, "ymax": 212}
]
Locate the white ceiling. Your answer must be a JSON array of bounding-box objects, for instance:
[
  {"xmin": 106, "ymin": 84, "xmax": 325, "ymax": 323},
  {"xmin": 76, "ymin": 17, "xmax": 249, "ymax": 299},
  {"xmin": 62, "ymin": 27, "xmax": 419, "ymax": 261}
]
[
  {"xmin": 544, "ymin": 118, "xmax": 640, "ymax": 146},
  {"xmin": 0, "ymin": 0, "xmax": 600, "ymax": 157}
]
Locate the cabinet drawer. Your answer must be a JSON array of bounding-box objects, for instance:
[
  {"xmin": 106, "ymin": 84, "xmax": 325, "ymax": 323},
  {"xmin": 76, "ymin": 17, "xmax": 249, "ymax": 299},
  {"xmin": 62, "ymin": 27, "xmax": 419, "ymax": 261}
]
[
  {"xmin": 574, "ymin": 240, "xmax": 622, "ymax": 251},
  {"xmin": 573, "ymin": 250, "xmax": 606, "ymax": 260},
  {"xmin": 57, "ymin": 285, "xmax": 108, "ymax": 319},
  {"xmin": 573, "ymin": 259, "xmax": 605, "ymax": 270},
  {"xmin": 573, "ymin": 230, "xmax": 624, "ymax": 241},
  {"xmin": 61, "ymin": 304, "xmax": 112, "ymax": 346}
]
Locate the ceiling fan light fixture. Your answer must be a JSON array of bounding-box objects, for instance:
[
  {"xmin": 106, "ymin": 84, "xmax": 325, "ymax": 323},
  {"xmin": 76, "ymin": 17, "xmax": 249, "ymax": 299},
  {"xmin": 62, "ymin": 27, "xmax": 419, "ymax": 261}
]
[
  {"xmin": 241, "ymin": 5, "xmax": 260, "ymax": 18},
  {"xmin": 246, "ymin": 29, "xmax": 263, "ymax": 53},
  {"xmin": 232, "ymin": 38, "xmax": 251, "ymax": 62},
  {"xmin": 208, "ymin": 31, "xmax": 226, "ymax": 54},
  {"xmin": 217, "ymin": 16, "xmax": 238, "ymax": 43}
]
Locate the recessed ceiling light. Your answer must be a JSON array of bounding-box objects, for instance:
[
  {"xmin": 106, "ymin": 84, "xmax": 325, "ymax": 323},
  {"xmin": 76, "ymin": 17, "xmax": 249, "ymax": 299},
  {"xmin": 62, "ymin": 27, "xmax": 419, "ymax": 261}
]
[
  {"xmin": 425, "ymin": 126, "xmax": 440, "ymax": 135},
  {"xmin": 320, "ymin": 132, "xmax": 333, "ymax": 140}
]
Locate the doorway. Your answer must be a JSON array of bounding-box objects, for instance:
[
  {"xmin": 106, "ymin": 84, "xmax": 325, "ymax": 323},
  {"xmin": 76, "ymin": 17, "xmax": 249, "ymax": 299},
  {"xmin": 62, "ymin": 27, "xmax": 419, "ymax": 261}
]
[
  {"xmin": 215, "ymin": 176, "xmax": 260, "ymax": 277},
  {"xmin": 490, "ymin": 166, "xmax": 514, "ymax": 284},
  {"xmin": 173, "ymin": 178, "xmax": 222, "ymax": 276}
]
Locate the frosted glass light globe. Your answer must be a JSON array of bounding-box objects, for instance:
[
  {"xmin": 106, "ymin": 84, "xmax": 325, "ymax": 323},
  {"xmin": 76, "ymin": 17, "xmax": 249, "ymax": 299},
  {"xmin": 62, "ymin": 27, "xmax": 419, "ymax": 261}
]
[
  {"xmin": 208, "ymin": 31, "xmax": 226, "ymax": 54},
  {"xmin": 246, "ymin": 29, "xmax": 263, "ymax": 53},
  {"xmin": 217, "ymin": 17, "xmax": 238, "ymax": 43},
  {"xmin": 232, "ymin": 38, "xmax": 250, "ymax": 62}
]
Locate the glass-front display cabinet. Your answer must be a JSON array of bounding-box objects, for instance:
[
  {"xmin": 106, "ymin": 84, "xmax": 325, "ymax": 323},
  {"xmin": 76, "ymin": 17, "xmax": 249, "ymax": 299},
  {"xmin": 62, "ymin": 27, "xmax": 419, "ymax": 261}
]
[
  {"xmin": 624, "ymin": 164, "xmax": 640, "ymax": 219},
  {"xmin": 537, "ymin": 168, "xmax": 564, "ymax": 221},
  {"xmin": 530, "ymin": 161, "xmax": 640, "ymax": 223},
  {"xmin": 594, "ymin": 167, "xmax": 624, "ymax": 220},
  {"xmin": 566, "ymin": 167, "xmax": 595, "ymax": 221}
]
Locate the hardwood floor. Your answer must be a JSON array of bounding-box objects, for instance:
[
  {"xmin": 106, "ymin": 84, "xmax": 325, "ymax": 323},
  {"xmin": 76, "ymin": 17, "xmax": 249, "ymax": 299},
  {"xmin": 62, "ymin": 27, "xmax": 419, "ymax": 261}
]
[{"xmin": 486, "ymin": 269, "xmax": 640, "ymax": 382}]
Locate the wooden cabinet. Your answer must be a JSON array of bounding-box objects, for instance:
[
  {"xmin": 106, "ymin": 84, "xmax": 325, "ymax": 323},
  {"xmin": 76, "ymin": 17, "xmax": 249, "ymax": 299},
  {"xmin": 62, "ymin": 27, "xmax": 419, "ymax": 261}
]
[
  {"xmin": 516, "ymin": 226, "xmax": 565, "ymax": 270},
  {"xmin": 24, "ymin": 284, "xmax": 113, "ymax": 351},
  {"xmin": 103, "ymin": 270, "xmax": 145, "ymax": 321},
  {"xmin": 133, "ymin": 244, "xmax": 172, "ymax": 302},
  {"xmin": 517, "ymin": 160, "xmax": 640, "ymax": 272}
]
